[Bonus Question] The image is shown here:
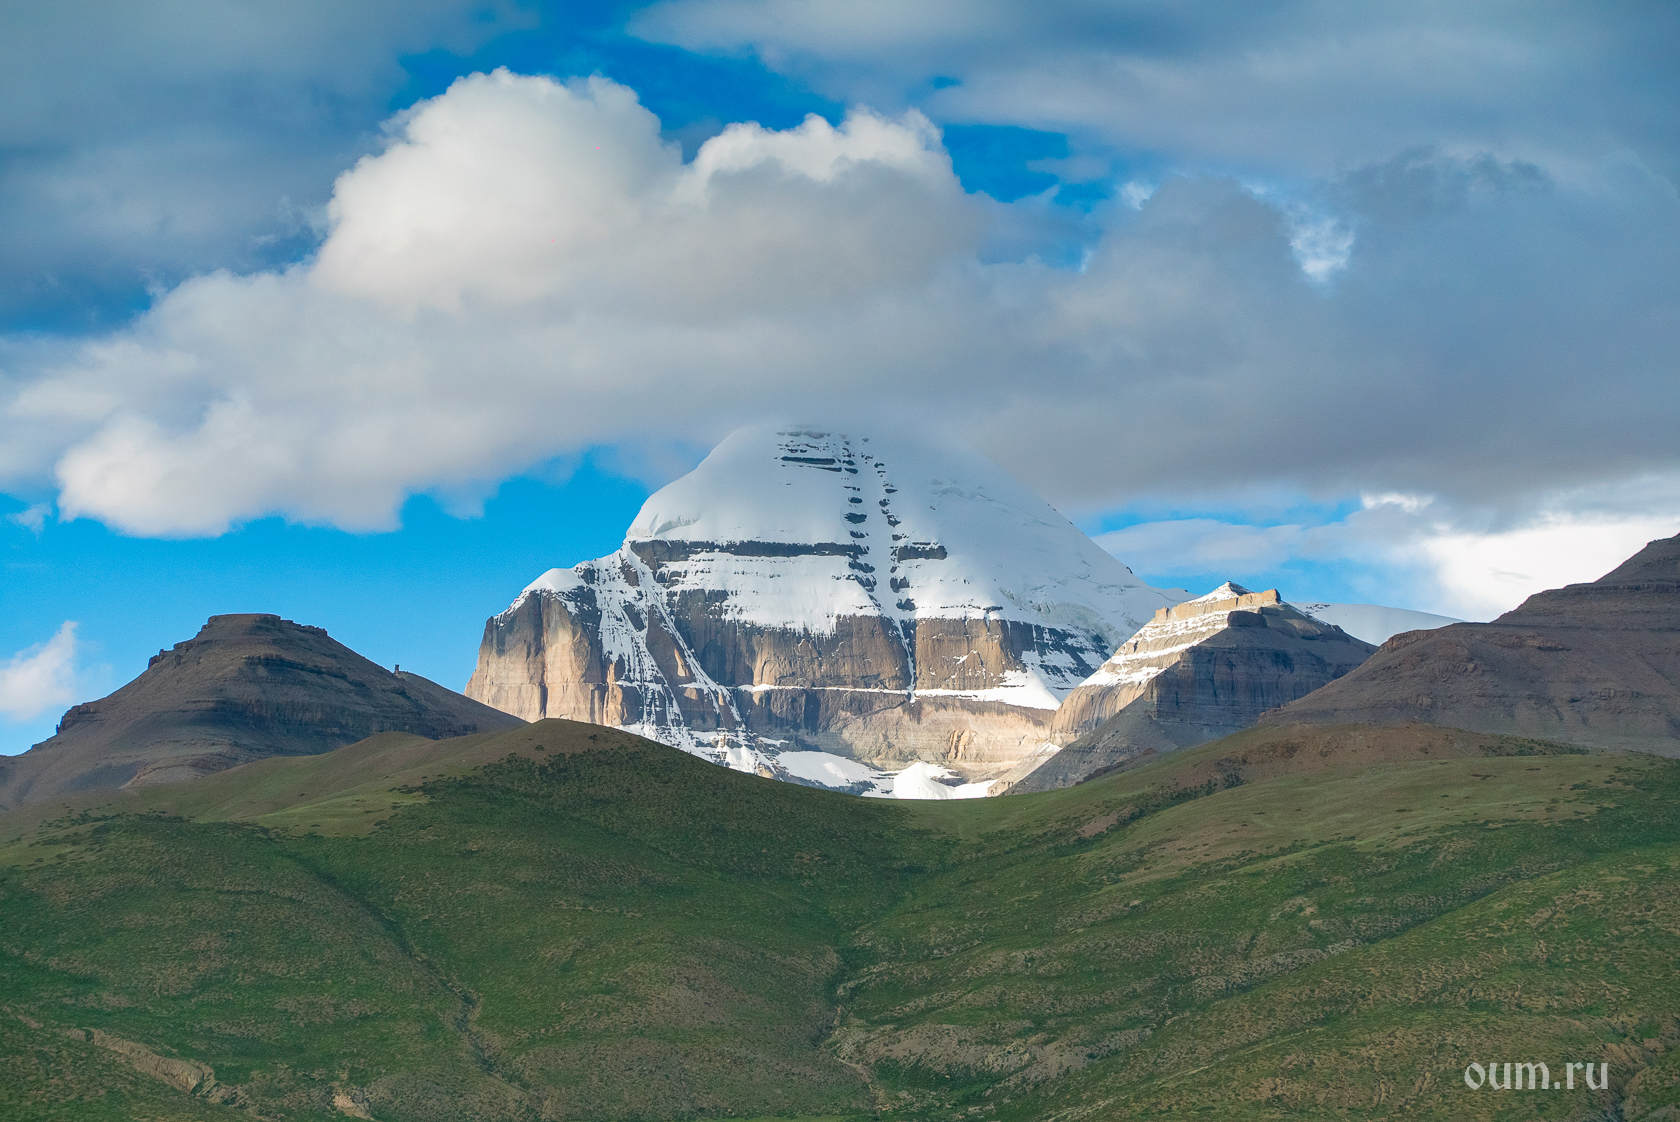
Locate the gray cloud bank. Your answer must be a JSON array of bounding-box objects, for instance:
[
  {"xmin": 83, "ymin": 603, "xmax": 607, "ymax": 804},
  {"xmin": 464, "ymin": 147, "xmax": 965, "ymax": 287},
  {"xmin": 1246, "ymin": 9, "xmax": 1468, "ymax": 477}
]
[
  {"xmin": 1, "ymin": 70, "xmax": 1676, "ymax": 539},
  {"xmin": 0, "ymin": 0, "xmax": 532, "ymax": 330},
  {"xmin": 0, "ymin": 3, "xmax": 1676, "ymax": 579},
  {"xmin": 634, "ymin": 0, "xmax": 1680, "ymax": 180}
]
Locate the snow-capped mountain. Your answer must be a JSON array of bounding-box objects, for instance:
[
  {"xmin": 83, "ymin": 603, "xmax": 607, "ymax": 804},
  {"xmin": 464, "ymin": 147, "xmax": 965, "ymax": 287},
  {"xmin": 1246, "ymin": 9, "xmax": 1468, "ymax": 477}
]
[
  {"xmin": 1292, "ymin": 602, "xmax": 1460, "ymax": 645},
  {"xmin": 466, "ymin": 425, "xmax": 1189, "ymax": 796}
]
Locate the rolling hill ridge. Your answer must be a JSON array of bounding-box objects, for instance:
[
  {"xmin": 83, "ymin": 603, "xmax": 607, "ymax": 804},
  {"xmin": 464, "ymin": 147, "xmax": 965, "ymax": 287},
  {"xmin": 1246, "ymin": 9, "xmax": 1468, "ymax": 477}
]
[{"xmin": 4, "ymin": 716, "xmax": 1678, "ymax": 1120}]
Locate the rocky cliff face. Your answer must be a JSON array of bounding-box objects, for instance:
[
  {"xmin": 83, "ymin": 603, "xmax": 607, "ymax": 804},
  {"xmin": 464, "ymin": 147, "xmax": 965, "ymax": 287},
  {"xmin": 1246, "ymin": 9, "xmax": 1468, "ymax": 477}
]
[
  {"xmin": 466, "ymin": 426, "xmax": 1188, "ymax": 793},
  {"xmin": 0, "ymin": 614, "xmax": 524, "ymax": 809},
  {"xmin": 1266, "ymin": 532, "xmax": 1680, "ymax": 753},
  {"xmin": 1001, "ymin": 584, "xmax": 1376, "ymax": 792}
]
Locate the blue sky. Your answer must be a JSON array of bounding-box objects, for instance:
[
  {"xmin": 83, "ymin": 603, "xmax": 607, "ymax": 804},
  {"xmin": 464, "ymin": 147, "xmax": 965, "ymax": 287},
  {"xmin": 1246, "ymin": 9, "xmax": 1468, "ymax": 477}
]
[
  {"xmin": 1, "ymin": 462, "xmax": 646, "ymax": 751},
  {"xmin": 3, "ymin": 1, "xmax": 1679, "ymax": 752}
]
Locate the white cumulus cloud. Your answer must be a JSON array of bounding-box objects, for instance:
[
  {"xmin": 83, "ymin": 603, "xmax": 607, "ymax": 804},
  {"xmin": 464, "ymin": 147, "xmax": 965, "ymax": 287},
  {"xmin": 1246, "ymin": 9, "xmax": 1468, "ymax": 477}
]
[
  {"xmin": 1417, "ymin": 515, "xmax": 1680, "ymax": 620},
  {"xmin": 0, "ymin": 1, "xmax": 537, "ymax": 326},
  {"xmin": 7, "ymin": 71, "xmax": 990, "ymax": 536},
  {"xmin": 1096, "ymin": 475, "xmax": 1680, "ymax": 619},
  {"xmin": 1, "ymin": 68, "xmax": 1676, "ymax": 560}
]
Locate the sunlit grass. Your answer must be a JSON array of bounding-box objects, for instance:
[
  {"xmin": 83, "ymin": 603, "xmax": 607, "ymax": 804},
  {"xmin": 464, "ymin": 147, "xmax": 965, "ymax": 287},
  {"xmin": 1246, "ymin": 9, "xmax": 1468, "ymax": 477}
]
[{"xmin": 2, "ymin": 720, "xmax": 1676, "ymax": 1120}]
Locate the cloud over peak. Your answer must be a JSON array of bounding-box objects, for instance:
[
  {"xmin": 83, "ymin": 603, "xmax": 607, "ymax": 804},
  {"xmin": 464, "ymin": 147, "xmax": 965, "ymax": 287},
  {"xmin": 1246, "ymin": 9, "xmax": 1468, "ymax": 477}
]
[
  {"xmin": 11, "ymin": 73, "xmax": 986, "ymax": 536},
  {"xmin": 633, "ymin": 0, "xmax": 1680, "ymax": 176},
  {"xmin": 0, "ymin": 64, "xmax": 1675, "ymax": 563}
]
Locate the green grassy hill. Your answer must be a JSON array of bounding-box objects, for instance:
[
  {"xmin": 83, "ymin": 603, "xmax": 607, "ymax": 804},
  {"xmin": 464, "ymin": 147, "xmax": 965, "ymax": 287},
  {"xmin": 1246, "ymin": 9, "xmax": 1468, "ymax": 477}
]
[{"xmin": 3, "ymin": 719, "xmax": 1677, "ymax": 1120}]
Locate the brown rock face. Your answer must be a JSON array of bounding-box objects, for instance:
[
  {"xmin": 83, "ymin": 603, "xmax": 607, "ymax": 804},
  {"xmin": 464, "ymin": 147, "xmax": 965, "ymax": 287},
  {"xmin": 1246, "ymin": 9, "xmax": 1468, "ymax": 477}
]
[
  {"xmin": 1004, "ymin": 585, "xmax": 1376, "ymax": 793},
  {"xmin": 464, "ymin": 548, "xmax": 1075, "ymax": 778},
  {"xmin": 466, "ymin": 425, "xmax": 1190, "ymax": 786},
  {"xmin": 0, "ymin": 614, "xmax": 523, "ymax": 809},
  {"xmin": 1264, "ymin": 533, "xmax": 1680, "ymax": 753}
]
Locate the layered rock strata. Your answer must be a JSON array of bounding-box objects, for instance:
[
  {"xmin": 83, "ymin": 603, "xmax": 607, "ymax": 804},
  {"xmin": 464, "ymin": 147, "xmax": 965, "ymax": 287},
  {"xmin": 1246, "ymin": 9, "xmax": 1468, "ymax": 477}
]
[
  {"xmin": 0, "ymin": 614, "xmax": 523, "ymax": 809},
  {"xmin": 1267, "ymin": 532, "xmax": 1680, "ymax": 754},
  {"xmin": 1002, "ymin": 584, "xmax": 1376, "ymax": 793},
  {"xmin": 467, "ymin": 426, "xmax": 1188, "ymax": 787}
]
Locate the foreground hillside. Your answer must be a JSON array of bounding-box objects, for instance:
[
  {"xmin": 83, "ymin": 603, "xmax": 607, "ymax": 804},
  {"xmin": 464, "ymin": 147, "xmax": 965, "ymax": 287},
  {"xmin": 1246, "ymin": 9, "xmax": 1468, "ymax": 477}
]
[{"xmin": 3, "ymin": 720, "xmax": 1678, "ymax": 1120}]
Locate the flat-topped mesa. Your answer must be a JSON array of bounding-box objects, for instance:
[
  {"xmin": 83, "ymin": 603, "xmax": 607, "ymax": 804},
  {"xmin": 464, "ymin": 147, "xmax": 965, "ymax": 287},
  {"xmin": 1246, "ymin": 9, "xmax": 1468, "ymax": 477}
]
[
  {"xmin": 466, "ymin": 424, "xmax": 1189, "ymax": 790},
  {"xmin": 1151, "ymin": 586, "xmax": 1280, "ymax": 623},
  {"xmin": 1001, "ymin": 582, "xmax": 1376, "ymax": 794},
  {"xmin": 1045, "ymin": 584, "xmax": 1318, "ymax": 746}
]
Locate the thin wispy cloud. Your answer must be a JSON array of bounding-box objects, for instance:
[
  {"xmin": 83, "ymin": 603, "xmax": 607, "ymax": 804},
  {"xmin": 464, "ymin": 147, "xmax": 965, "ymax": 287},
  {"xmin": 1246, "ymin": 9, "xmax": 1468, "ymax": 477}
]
[
  {"xmin": 633, "ymin": 1, "xmax": 1680, "ymax": 175},
  {"xmin": 0, "ymin": 622, "xmax": 79, "ymax": 722}
]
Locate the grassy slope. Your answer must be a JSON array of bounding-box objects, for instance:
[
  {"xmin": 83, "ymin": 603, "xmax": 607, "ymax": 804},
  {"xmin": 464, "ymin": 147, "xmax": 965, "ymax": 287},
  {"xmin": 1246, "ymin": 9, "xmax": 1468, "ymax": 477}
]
[{"xmin": 2, "ymin": 720, "xmax": 1677, "ymax": 1120}]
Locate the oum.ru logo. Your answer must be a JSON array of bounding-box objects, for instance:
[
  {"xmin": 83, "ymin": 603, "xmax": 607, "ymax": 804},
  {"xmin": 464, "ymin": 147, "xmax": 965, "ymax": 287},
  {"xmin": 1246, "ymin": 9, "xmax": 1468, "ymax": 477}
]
[{"xmin": 1463, "ymin": 1062, "xmax": 1609, "ymax": 1090}]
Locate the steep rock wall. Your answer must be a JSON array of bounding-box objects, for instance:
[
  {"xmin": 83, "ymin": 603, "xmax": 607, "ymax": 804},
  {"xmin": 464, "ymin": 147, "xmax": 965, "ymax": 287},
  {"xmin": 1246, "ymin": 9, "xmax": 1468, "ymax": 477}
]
[
  {"xmin": 465, "ymin": 426, "xmax": 1189, "ymax": 784},
  {"xmin": 1004, "ymin": 585, "xmax": 1376, "ymax": 793},
  {"xmin": 466, "ymin": 567, "xmax": 1083, "ymax": 777}
]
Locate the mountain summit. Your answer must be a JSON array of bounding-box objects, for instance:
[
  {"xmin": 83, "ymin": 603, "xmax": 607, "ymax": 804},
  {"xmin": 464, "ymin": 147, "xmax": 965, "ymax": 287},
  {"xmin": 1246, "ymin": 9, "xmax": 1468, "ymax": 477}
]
[
  {"xmin": 0, "ymin": 614, "xmax": 522, "ymax": 809},
  {"xmin": 1003, "ymin": 583, "xmax": 1376, "ymax": 792},
  {"xmin": 1269, "ymin": 532, "xmax": 1680, "ymax": 752},
  {"xmin": 466, "ymin": 425, "xmax": 1188, "ymax": 791}
]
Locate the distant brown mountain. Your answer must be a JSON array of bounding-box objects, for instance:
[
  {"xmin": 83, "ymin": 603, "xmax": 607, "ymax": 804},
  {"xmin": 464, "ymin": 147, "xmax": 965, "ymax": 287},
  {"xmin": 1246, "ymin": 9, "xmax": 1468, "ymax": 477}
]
[
  {"xmin": 1003, "ymin": 585, "xmax": 1376, "ymax": 793},
  {"xmin": 1265, "ymin": 532, "xmax": 1680, "ymax": 753},
  {"xmin": 0, "ymin": 614, "xmax": 523, "ymax": 809}
]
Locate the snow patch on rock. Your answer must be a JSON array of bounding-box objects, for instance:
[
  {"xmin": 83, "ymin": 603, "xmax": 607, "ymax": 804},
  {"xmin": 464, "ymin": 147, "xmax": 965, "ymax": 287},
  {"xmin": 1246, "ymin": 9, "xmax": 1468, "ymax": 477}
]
[{"xmin": 1293, "ymin": 603, "xmax": 1460, "ymax": 645}]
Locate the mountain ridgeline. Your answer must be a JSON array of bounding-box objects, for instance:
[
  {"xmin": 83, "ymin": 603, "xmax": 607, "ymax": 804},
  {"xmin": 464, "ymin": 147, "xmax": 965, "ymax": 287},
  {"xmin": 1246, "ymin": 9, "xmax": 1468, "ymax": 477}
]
[
  {"xmin": 0, "ymin": 614, "xmax": 522, "ymax": 810},
  {"xmin": 3, "ymin": 435, "xmax": 1679, "ymax": 1118},
  {"xmin": 1268, "ymin": 532, "xmax": 1680, "ymax": 753},
  {"xmin": 1003, "ymin": 584, "xmax": 1378, "ymax": 792},
  {"xmin": 460, "ymin": 425, "xmax": 1680, "ymax": 791},
  {"xmin": 13, "ymin": 428, "xmax": 1673, "ymax": 809},
  {"xmin": 462, "ymin": 425, "xmax": 1419, "ymax": 796}
]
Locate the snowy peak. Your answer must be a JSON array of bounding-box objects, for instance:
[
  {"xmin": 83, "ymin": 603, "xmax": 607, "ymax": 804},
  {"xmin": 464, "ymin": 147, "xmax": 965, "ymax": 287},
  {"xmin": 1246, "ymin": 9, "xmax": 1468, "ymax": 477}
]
[
  {"xmin": 466, "ymin": 423, "xmax": 1190, "ymax": 797},
  {"xmin": 1190, "ymin": 581, "xmax": 1253, "ymax": 602},
  {"xmin": 622, "ymin": 424, "xmax": 1171, "ymax": 642},
  {"xmin": 600, "ymin": 424, "xmax": 1186, "ymax": 708}
]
